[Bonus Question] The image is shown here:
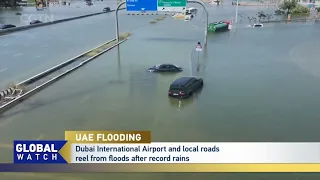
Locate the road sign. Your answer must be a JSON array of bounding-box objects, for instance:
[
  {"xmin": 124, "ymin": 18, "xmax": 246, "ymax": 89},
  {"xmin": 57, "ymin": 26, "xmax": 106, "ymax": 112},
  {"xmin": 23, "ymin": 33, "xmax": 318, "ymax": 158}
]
[
  {"xmin": 126, "ymin": 0, "xmax": 158, "ymax": 11},
  {"xmin": 157, "ymin": 0, "xmax": 187, "ymax": 12}
]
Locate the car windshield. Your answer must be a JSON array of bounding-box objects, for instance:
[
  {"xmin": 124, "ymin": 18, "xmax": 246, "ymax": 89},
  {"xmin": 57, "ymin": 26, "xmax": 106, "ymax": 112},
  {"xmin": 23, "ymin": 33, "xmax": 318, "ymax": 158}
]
[{"xmin": 155, "ymin": 64, "xmax": 162, "ymax": 68}]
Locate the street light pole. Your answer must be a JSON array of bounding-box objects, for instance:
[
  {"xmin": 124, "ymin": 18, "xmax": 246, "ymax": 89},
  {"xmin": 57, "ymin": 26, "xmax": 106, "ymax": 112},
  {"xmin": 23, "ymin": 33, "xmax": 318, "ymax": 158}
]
[
  {"xmin": 187, "ymin": 0, "xmax": 209, "ymax": 45},
  {"xmin": 115, "ymin": 1, "xmax": 126, "ymax": 42},
  {"xmin": 235, "ymin": 0, "xmax": 239, "ymax": 23}
]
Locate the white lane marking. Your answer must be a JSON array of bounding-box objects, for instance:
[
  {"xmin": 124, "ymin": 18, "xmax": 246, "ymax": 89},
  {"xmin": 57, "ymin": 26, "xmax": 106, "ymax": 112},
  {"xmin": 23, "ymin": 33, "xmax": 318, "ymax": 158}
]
[
  {"xmin": 15, "ymin": 36, "xmax": 20, "ymax": 39},
  {"xmin": 36, "ymin": 55, "xmax": 41, "ymax": 58},
  {"xmin": 24, "ymin": 44, "xmax": 29, "ymax": 47},
  {"xmin": 80, "ymin": 95, "xmax": 92, "ymax": 104},
  {"xmin": 3, "ymin": 44, "xmax": 9, "ymax": 47},
  {"xmin": 0, "ymin": 68, "xmax": 8, "ymax": 73},
  {"xmin": 41, "ymin": 45, "xmax": 48, "ymax": 48},
  {"xmin": 192, "ymin": 24, "xmax": 199, "ymax": 29},
  {"xmin": 13, "ymin": 53, "xmax": 23, "ymax": 57}
]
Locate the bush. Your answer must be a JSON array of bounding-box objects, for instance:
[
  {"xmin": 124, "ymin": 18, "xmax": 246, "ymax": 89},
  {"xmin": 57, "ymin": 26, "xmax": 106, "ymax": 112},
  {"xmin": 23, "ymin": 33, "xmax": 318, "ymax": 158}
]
[
  {"xmin": 291, "ymin": 5, "xmax": 310, "ymax": 15},
  {"xmin": 279, "ymin": 0, "xmax": 297, "ymax": 14},
  {"xmin": 119, "ymin": 32, "xmax": 131, "ymax": 40},
  {"xmin": 316, "ymin": 7, "xmax": 320, "ymax": 12}
]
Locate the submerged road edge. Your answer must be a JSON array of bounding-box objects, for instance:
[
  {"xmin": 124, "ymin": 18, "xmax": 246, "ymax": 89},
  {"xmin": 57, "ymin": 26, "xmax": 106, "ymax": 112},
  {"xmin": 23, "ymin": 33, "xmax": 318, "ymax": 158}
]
[
  {"xmin": 0, "ymin": 38, "xmax": 129, "ymax": 114},
  {"xmin": 0, "ymin": 8, "xmax": 126, "ymax": 36}
]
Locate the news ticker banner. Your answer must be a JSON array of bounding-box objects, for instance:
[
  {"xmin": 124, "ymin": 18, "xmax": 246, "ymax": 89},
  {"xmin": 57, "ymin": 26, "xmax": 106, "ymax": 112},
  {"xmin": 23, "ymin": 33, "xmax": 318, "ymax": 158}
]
[{"xmin": 7, "ymin": 130, "xmax": 320, "ymax": 172}]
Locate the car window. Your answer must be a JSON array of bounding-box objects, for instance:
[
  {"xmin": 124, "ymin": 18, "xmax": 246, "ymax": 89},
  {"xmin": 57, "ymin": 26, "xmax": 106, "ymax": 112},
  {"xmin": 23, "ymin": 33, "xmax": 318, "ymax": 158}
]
[
  {"xmin": 186, "ymin": 79, "xmax": 196, "ymax": 87},
  {"xmin": 159, "ymin": 65, "xmax": 167, "ymax": 69}
]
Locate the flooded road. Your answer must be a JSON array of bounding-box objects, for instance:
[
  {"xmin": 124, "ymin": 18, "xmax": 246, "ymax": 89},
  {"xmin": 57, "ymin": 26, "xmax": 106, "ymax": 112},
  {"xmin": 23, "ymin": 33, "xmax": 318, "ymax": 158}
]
[{"xmin": 1, "ymin": 2, "xmax": 320, "ymax": 180}]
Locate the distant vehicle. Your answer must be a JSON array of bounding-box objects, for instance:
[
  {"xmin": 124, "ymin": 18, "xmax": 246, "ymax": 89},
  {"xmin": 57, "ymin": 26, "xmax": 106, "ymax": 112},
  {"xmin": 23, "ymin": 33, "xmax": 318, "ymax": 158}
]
[
  {"xmin": 252, "ymin": 24, "xmax": 263, "ymax": 27},
  {"xmin": 86, "ymin": 2, "xmax": 93, "ymax": 5},
  {"xmin": 168, "ymin": 77, "xmax": 203, "ymax": 98},
  {"xmin": 0, "ymin": 24, "xmax": 16, "ymax": 30},
  {"xmin": 186, "ymin": 7, "xmax": 197, "ymax": 15},
  {"xmin": 103, "ymin": 7, "xmax": 110, "ymax": 12},
  {"xmin": 147, "ymin": 64, "xmax": 182, "ymax": 72},
  {"xmin": 185, "ymin": 14, "xmax": 193, "ymax": 21},
  {"xmin": 30, "ymin": 20, "xmax": 43, "ymax": 25}
]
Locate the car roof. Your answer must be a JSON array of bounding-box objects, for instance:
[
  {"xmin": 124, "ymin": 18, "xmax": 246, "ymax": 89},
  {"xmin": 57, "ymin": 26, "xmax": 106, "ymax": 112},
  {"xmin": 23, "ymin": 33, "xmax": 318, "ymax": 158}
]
[
  {"xmin": 156, "ymin": 64, "xmax": 178, "ymax": 66},
  {"xmin": 171, "ymin": 77, "xmax": 194, "ymax": 86}
]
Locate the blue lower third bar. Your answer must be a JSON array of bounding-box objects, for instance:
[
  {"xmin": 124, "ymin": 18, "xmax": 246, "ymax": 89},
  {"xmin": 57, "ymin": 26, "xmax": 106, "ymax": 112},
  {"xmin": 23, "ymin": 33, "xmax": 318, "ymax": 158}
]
[{"xmin": 13, "ymin": 140, "xmax": 68, "ymax": 164}]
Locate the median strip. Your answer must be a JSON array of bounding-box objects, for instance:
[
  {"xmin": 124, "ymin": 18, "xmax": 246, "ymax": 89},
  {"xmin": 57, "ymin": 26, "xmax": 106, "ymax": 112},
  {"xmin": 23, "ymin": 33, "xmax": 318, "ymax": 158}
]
[
  {"xmin": 0, "ymin": 32, "xmax": 132, "ymax": 114},
  {"xmin": 150, "ymin": 16, "xmax": 166, "ymax": 24}
]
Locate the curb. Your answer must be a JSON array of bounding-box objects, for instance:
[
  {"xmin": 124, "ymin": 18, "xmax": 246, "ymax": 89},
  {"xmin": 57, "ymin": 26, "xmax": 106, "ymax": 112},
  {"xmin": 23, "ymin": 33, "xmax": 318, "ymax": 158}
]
[
  {"xmin": 0, "ymin": 8, "xmax": 125, "ymax": 36},
  {"xmin": 0, "ymin": 38, "xmax": 128, "ymax": 114}
]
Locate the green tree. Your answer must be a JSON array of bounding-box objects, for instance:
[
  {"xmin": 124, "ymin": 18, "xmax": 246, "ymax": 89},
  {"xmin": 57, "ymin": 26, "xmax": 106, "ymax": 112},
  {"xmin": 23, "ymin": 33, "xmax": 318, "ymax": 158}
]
[
  {"xmin": 0, "ymin": 0, "xmax": 21, "ymax": 7},
  {"xmin": 279, "ymin": 0, "xmax": 297, "ymax": 14},
  {"xmin": 291, "ymin": 5, "xmax": 310, "ymax": 15}
]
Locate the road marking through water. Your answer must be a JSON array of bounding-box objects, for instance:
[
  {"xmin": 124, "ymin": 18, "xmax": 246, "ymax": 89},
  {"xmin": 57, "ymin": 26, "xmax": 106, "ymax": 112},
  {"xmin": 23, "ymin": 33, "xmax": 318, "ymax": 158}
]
[
  {"xmin": 189, "ymin": 49, "xmax": 193, "ymax": 76},
  {"xmin": 41, "ymin": 45, "xmax": 48, "ymax": 48},
  {"xmin": 13, "ymin": 53, "xmax": 23, "ymax": 57},
  {"xmin": 36, "ymin": 134, "xmax": 44, "ymax": 140},
  {"xmin": 24, "ymin": 44, "xmax": 29, "ymax": 47},
  {"xmin": 81, "ymin": 95, "xmax": 92, "ymax": 104},
  {"xmin": 15, "ymin": 36, "xmax": 20, "ymax": 39},
  {"xmin": 3, "ymin": 44, "xmax": 9, "ymax": 47},
  {"xmin": 192, "ymin": 24, "xmax": 199, "ymax": 29},
  {"xmin": 0, "ymin": 68, "xmax": 8, "ymax": 73}
]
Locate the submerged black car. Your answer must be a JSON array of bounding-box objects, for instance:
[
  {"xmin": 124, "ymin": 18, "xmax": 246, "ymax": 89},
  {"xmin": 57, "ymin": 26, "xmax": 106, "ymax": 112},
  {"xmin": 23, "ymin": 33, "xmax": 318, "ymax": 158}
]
[
  {"xmin": 168, "ymin": 77, "xmax": 203, "ymax": 99},
  {"xmin": 148, "ymin": 64, "xmax": 182, "ymax": 72},
  {"xmin": 30, "ymin": 20, "xmax": 43, "ymax": 25},
  {"xmin": 103, "ymin": 7, "xmax": 111, "ymax": 12},
  {"xmin": 0, "ymin": 24, "xmax": 16, "ymax": 30}
]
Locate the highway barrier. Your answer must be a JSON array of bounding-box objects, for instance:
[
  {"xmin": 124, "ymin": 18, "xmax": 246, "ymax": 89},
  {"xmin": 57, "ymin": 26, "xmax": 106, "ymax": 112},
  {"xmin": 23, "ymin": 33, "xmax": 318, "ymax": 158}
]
[
  {"xmin": 0, "ymin": 34, "xmax": 130, "ymax": 114},
  {"xmin": 16, "ymin": 38, "xmax": 116, "ymax": 87},
  {"xmin": 0, "ymin": 8, "xmax": 125, "ymax": 36},
  {"xmin": 0, "ymin": 87, "xmax": 15, "ymax": 100}
]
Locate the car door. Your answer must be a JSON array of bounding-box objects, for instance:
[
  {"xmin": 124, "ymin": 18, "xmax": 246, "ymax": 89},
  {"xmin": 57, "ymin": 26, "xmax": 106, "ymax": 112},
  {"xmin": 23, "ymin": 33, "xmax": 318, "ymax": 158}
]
[
  {"xmin": 167, "ymin": 65, "xmax": 176, "ymax": 71},
  {"xmin": 189, "ymin": 78, "xmax": 198, "ymax": 92}
]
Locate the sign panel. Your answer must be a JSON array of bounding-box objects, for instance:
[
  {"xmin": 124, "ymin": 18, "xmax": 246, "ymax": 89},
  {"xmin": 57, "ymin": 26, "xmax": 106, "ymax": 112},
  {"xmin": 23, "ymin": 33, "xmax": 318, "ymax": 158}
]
[
  {"xmin": 126, "ymin": 0, "xmax": 158, "ymax": 11},
  {"xmin": 157, "ymin": 0, "xmax": 187, "ymax": 12}
]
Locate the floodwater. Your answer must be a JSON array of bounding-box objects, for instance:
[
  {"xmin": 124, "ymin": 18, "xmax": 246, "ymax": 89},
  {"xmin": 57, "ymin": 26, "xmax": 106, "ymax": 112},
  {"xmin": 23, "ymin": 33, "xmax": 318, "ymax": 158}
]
[
  {"xmin": 1, "ymin": 2, "xmax": 320, "ymax": 180},
  {"xmin": 0, "ymin": 1, "xmax": 118, "ymax": 26}
]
